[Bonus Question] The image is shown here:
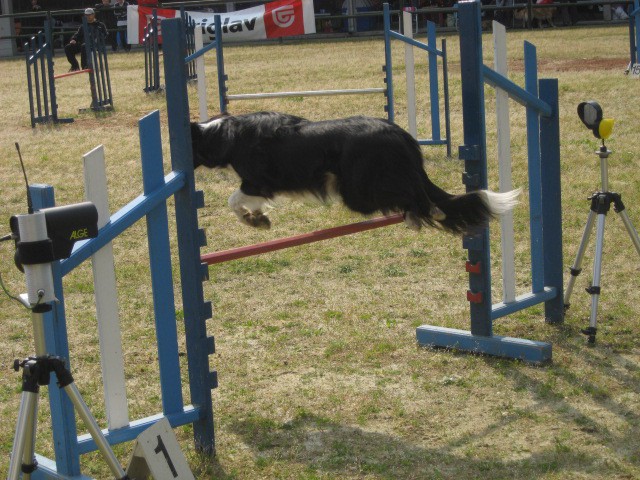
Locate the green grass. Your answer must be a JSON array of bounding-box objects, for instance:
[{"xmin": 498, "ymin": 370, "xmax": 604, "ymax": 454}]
[{"xmin": 0, "ymin": 21, "xmax": 639, "ymax": 479}]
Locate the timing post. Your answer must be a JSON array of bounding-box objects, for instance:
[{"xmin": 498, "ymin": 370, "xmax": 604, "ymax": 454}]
[
  {"xmin": 564, "ymin": 102, "xmax": 640, "ymax": 343},
  {"xmin": 7, "ymin": 203, "xmax": 130, "ymax": 480}
]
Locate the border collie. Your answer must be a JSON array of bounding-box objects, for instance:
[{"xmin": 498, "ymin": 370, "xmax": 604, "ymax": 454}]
[{"xmin": 190, "ymin": 112, "xmax": 519, "ymax": 235}]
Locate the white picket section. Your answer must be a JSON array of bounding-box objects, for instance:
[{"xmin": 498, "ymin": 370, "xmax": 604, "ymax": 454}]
[
  {"xmin": 83, "ymin": 146, "xmax": 130, "ymax": 430},
  {"xmin": 195, "ymin": 29, "xmax": 208, "ymax": 122},
  {"xmin": 493, "ymin": 21, "xmax": 516, "ymax": 304},
  {"xmin": 403, "ymin": 11, "xmax": 418, "ymax": 139}
]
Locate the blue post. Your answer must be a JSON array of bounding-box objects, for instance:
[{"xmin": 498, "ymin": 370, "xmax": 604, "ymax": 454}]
[
  {"xmin": 427, "ymin": 21, "xmax": 441, "ymax": 142},
  {"xmin": 382, "ymin": 3, "xmax": 394, "ymax": 122},
  {"xmin": 140, "ymin": 110, "xmax": 185, "ymax": 415},
  {"xmin": 634, "ymin": 0, "xmax": 640, "ymax": 64},
  {"xmin": 442, "ymin": 38, "xmax": 452, "ymax": 157},
  {"xmin": 457, "ymin": 0, "xmax": 492, "ymax": 337},
  {"xmin": 161, "ymin": 17, "xmax": 216, "ymax": 454},
  {"xmin": 539, "ymin": 79, "xmax": 564, "ymax": 324},
  {"xmin": 524, "ymin": 41, "xmax": 544, "ymax": 293},
  {"xmin": 215, "ymin": 15, "xmax": 227, "ymax": 114}
]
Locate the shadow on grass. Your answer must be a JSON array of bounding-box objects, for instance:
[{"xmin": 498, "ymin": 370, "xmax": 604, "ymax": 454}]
[{"xmin": 226, "ymin": 408, "xmax": 627, "ymax": 479}]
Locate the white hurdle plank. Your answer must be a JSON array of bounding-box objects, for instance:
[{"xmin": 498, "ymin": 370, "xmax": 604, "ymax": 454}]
[
  {"xmin": 403, "ymin": 11, "xmax": 418, "ymax": 139},
  {"xmin": 195, "ymin": 29, "xmax": 208, "ymax": 122},
  {"xmin": 493, "ymin": 21, "xmax": 516, "ymax": 304},
  {"xmin": 83, "ymin": 146, "xmax": 130, "ymax": 430}
]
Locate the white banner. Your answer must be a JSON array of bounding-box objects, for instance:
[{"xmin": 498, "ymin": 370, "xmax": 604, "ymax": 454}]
[{"xmin": 128, "ymin": 0, "xmax": 316, "ymax": 45}]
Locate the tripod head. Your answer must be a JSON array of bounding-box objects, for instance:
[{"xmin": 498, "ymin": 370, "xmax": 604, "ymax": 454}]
[
  {"xmin": 578, "ymin": 100, "xmax": 615, "ymax": 149},
  {"xmin": 577, "ymin": 101, "xmax": 615, "ymax": 191}
]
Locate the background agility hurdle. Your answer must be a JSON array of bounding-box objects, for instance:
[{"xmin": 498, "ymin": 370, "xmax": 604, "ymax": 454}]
[
  {"xmin": 383, "ymin": 3, "xmax": 451, "ymax": 155},
  {"xmin": 143, "ymin": 8, "xmax": 197, "ymax": 93},
  {"xmin": 25, "ymin": 27, "xmax": 71, "ymax": 127},
  {"xmin": 416, "ymin": 0, "xmax": 564, "ymax": 364},
  {"xmin": 26, "ymin": 108, "xmax": 215, "ymax": 477},
  {"xmin": 189, "ymin": 4, "xmax": 449, "ymax": 153},
  {"xmin": 26, "ymin": 18, "xmax": 113, "ymax": 128}
]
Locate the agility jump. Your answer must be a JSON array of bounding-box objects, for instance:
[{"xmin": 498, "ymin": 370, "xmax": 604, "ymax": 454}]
[
  {"xmin": 416, "ymin": 0, "xmax": 563, "ymax": 363},
  {"xmin": 24, "ymin": 110, "xmax": 214, "ymax": 475},
  {"xmin": 25, "ymin": 18, "xmax": 113, "ymax": 127},
  {"xmin": 183, "ymin": 2, "xmax": 562, "ymax": 364},
  {"xmin": 142, "ymin": 8, "xmax": 198, "ymax": 93},
  {"xmin": 186, "ymin": 6, "xmax": 450, "ymax": 152}
]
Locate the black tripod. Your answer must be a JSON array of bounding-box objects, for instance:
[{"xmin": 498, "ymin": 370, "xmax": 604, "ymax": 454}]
[{"xmin": 564, "ymin": 144, "xmax": 640, "ymax": 343}]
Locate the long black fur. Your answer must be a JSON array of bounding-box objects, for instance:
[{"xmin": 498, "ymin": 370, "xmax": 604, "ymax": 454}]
[{"xmin": 191, "ymin": 111, "xmax": 516, "ymax": 234}]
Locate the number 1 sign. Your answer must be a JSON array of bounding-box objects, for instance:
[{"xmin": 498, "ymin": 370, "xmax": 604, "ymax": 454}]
[{"xmin": 127, "ymin": 418, "xmax": 196, "ymax": 479}]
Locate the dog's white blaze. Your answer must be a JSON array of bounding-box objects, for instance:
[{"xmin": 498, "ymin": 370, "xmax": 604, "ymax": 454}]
[
  {"xmin": 480, "ymin": 188, "xmax": 521, "ymax": 215},
  {"xmin": 202, "ymin": 117, "xmax": 225, "ymax": 130}
]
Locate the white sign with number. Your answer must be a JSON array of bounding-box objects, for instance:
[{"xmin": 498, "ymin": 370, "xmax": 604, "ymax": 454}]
[
  {"xmin": 126, "ymin": 418, "xmax": 195, "ymax": 480},
  {"xmin": 629, "ymin": 63, "xmax": 640, "ymax": 78}
]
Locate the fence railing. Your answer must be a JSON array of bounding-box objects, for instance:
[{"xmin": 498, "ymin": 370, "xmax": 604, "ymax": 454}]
[{"xmin": 1, "ymin": 0, "xmax": 635, "ymax": 50}]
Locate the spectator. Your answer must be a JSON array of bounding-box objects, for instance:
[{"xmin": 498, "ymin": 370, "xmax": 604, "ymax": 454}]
[
  {"xmin": 25, "ymin": 0, "xmax": 43, "ymax": 35},
  {"xmin": 64, "ymin": 8, "xmax": 108, "ymax": 72},
  {"xmin": 95, "ymin": 0, "xmax": 118, "ymax": 51},
  {"xmin": 561, "ymin": 0, "xmax": 578, "ymax": 25},
  {"xmin": 612, "ymin": 4, "xmax": 629, "ymax": 20},
  {"xmin": 19, "ymin": 0, "xmax": 43, "ymax": 43},
  {"xmin": 114, "ymin": 0, "xmax": 130, "ymax": 52}
]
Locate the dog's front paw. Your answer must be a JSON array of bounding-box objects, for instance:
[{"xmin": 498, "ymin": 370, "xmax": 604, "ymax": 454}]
[
  {"xmin": 241, "ymin": 211, "xmax": 271, "ymax": 229},
  {"xmin": 252, "ymin": 213, "xmax": 271, "ymax": 229}
]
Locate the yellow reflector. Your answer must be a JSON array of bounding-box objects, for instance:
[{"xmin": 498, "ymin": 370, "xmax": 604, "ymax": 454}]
[{"xmin": 599, "ymin": 119, "xmax": 614, "ymax": 140}]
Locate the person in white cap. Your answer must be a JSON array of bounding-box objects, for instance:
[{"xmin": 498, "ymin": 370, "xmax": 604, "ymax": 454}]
[{"xmin": 64, "ymin": 7, "xmax": 108, "ymax": 72}]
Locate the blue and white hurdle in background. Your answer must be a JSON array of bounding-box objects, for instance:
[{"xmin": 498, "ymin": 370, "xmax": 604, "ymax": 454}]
[
  {"xmin": 28, "ymin": 110, "xmax": 214, "ymax": 475},
  {"xmin": 190, "ymin": 4, "xmax": 450, "ymax": 153},
  {"xmin": 416, "ymin": 0, "xmax": 564, "ymax": 364},
  {"xmin": 383, "ymin": 3, "xmax": 451, "ymax": 156}
]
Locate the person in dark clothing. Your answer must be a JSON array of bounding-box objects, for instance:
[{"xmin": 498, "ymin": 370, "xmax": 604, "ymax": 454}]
[
  {"xmin": 95, "ymin": 0, "xmax": 118, "ymax": 51},
  {"xmin": 64, "ymin": 8, "xmax": 108, "ymax": 72},
  {"xmin": 23, "ymin": 0, "xmax": 44, "ymax": 37},
  {"xmin": 113, "ymin": 0, "xmax": 130, "ymax": 52}
]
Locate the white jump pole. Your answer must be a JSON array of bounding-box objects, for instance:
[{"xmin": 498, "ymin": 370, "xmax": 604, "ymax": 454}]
[
  {"xmin": 83, "ymin": 146, "xmax": 130, "ymax": 430},
  {"xmin": 403, "ymin": 10, "xmax": 418, "ymax": 139},
  {"xmin": 226, "ymin": 87, "xmax": 386, "ymax": 100},
  {"xmin": 195, "ymin": 29, "xmax": 208, "ymax": 122},
  {"xmin": 493, "ymin": 21, "xmax": 516, "ymax": 304}
]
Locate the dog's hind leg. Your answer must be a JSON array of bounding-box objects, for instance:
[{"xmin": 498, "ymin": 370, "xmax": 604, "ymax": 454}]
[
  {"xmin": 403, "ymin": 206, "xmax": 446, "ymax": 231},
  {"xmin": 228, "ymin": 189, "xmax": 271, "ymax": 229}
]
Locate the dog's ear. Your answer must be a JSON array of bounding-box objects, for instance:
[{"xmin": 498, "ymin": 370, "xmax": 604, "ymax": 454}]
[
  {"xmin": 190, "ymin": 122, "xmax": 206, "ymax": 169},
  {"xmin": 190, "ymin": 122, "xmax": 203, "ymax": 141}
]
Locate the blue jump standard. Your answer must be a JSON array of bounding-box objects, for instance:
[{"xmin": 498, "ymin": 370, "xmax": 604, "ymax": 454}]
[{"xmin": 416, "ymin": 326, "xmax": 552, "ymax": 364}]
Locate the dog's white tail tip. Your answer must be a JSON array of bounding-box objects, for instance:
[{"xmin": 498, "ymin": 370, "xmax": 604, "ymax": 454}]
[{"xmin": 481, "ymin": 188, "xmax": 522, "ymax": 215}]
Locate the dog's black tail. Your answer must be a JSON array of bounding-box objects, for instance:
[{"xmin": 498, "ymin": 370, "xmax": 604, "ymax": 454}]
[{"xmin": 431, "ymin": 188, "xmax": 521, "ymax": 234}]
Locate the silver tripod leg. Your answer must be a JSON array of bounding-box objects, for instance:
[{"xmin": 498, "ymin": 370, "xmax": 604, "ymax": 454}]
[
  {"xmin": 63, "ymin": 382, "xmax": 127, "ymax": 479},
  {"xmin": 584, "ymin": 213, "xmax": 607, "ymax": 343},
  {"xmin": 564, "ymin": 210, "xmax": 597, "ymax": 307},
  {"xmin": 7, "ymin": 392, "xmax": 38, "ymax": 480},
  {"xmin": 618, "ymin": 209, "xmax": 640, "ymax": 257}
]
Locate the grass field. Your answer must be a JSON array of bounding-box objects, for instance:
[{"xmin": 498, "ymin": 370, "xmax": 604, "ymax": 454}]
[{"xmin": 0, "ymin": 20, "xmax": 639, "ymax": 479}]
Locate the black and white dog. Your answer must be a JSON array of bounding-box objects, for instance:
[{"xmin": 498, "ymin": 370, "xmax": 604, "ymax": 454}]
[{"xmin": 190, "ymin": 112, "xmax": 519, "ymax": 235}]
